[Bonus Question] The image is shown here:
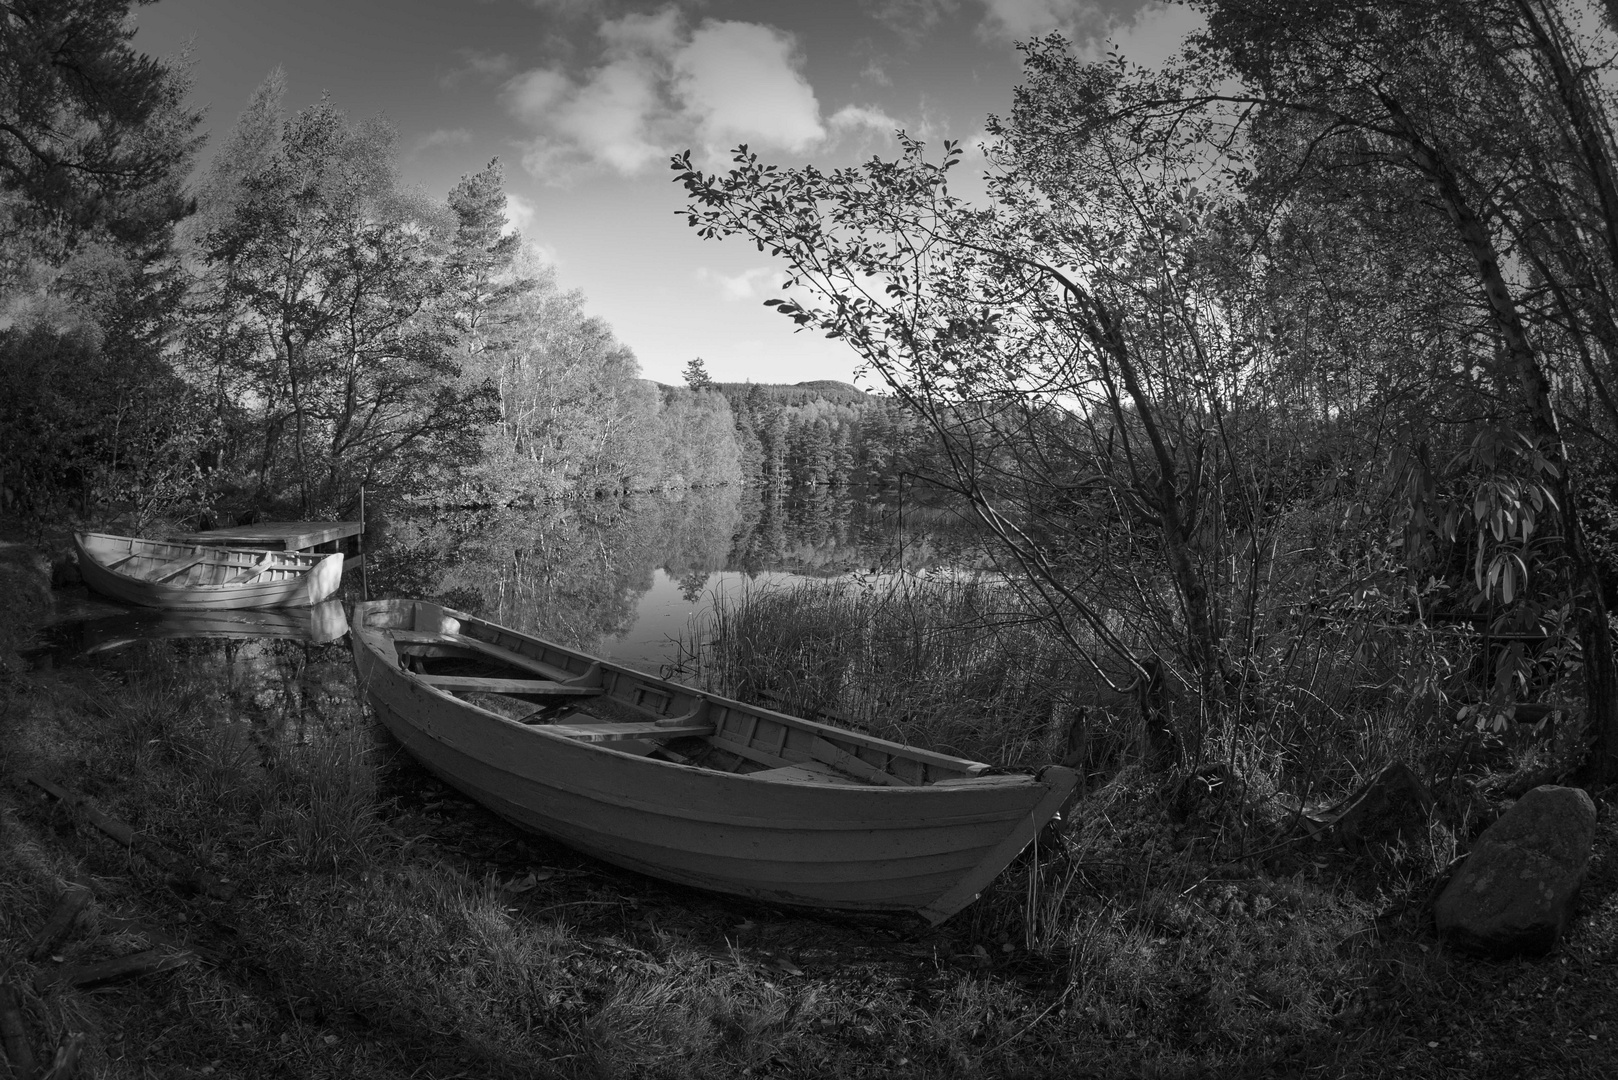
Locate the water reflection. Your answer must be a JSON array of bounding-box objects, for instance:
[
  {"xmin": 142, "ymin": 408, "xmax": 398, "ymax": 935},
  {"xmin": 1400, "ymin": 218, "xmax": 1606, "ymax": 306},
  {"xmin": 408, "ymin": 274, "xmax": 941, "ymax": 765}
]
[
  {"xmin": 218, "ymin": 636, "xmax": 359, "ymax": 765},
  {"xmin": 367, "ymin": 485, "xmax": 965, "ymax": 672},
  {"xmin": 78, "ymin": 601, "xmax": 349, "ymax": 655},
  {"xmin": 28, "ymin": 599, "xmax": 349, "ymax": 665}
]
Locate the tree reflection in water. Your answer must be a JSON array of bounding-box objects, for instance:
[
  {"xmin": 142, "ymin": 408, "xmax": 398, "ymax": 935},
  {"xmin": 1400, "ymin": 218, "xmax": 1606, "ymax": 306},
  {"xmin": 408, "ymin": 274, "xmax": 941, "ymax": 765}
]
[{"xmin": 367, "ymin": 484, "xmax": 969, "ymax": 667}]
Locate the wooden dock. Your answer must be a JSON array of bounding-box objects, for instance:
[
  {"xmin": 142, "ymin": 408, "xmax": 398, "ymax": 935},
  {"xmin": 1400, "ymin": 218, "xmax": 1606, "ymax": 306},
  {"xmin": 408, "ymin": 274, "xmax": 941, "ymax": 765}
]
[{"xmin": 166, "ymin": 521, "xmax": 363, "ymax": 552}]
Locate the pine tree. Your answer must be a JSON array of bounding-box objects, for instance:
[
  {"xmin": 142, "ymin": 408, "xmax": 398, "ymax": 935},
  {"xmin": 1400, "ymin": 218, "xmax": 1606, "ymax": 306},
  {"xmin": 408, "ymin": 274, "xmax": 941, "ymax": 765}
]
[
  {"xmin": 682, "ymin": 356, "xmax": 714, "ymax": 391},
  {"xmin": 445, "ymin": 160, "xmax": 525, "ymax": 370}
]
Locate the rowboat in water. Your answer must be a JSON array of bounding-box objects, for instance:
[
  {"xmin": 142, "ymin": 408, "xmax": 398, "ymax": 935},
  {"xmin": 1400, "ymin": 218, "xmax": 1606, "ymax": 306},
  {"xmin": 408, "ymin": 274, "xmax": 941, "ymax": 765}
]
[
  {"xmin": 351, "ymin": 599, "xmax": 1077, "ymax": 923},
  {"xmin": 75, "ymin": 532, "xmax": 344, "ymax": 610}
]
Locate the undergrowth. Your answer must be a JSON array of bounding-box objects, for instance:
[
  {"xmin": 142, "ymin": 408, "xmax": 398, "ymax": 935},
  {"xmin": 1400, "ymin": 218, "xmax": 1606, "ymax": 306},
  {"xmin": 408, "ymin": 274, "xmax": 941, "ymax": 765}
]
[{"xmin": 0, "ymin": 603, "xmax": 1614, "ymax": 1078}]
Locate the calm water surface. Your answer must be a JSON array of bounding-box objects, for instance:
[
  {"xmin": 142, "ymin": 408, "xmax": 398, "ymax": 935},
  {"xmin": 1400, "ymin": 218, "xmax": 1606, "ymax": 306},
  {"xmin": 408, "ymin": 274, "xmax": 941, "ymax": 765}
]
[
  {"xmin": 38, "ymin": 485, "xmax": 967, "ymax": 685},
  {"xmin": 369, "ymin": 485, "xmax": 967, "ymax": 676}
]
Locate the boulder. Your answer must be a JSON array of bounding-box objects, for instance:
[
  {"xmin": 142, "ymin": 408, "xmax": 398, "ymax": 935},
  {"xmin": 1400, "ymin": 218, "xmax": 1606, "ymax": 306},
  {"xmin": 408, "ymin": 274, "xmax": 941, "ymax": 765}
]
[{"xmin": 1433, "ymin": 784, "xmax": 1597, "ymax": 957}]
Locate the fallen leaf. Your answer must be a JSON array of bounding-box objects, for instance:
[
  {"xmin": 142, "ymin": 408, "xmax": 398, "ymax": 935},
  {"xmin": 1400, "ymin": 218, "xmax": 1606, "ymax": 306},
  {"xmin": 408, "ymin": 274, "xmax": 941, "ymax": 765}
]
[
  {"xmin": 502, "ymin": 870, "xmax": 556, "ymax": 893},
  {"xmin": 761, "ymin": 952, "xmax": 804, "ymax": 976}
]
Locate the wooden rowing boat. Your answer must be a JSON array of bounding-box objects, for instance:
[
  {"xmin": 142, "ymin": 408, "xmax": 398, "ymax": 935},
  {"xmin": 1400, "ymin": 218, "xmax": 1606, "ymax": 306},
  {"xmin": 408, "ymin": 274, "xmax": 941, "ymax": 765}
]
[
  {"xmin": 75, "ymin": 532, "xmax": 344, "ymax": 610},
  {"xmin": 351, "ymin": 599, "xmax": 1077, "ymax": 923}
]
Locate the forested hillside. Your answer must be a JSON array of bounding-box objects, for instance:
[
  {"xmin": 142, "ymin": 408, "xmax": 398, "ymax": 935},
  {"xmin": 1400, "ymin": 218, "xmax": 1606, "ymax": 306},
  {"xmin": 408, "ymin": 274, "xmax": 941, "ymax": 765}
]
[{"xmin": 704, "ymin": 372, "xmax": 927, "ymax": 491}]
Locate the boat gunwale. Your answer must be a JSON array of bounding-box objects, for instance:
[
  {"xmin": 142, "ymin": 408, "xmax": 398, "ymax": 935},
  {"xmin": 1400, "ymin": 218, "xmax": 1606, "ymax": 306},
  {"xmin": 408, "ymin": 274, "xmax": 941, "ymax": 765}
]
[
  {"xmin": 360, "ymin": 599, "xmax": 998, "ymax": 780},
  {"xmin": 359, "ymin": 649, "xmax": 1053, "ymax": 834},
  {"xmin": 352, "ymin": 608, "xmax": 1052, "ymax": 808},
  {"xmin": 78, "ymin": 532, "xmax": 332, "ymax": 574},
  {"xmin": 76, "ymin": 532, "xmax": 344, "ymax": 608}
]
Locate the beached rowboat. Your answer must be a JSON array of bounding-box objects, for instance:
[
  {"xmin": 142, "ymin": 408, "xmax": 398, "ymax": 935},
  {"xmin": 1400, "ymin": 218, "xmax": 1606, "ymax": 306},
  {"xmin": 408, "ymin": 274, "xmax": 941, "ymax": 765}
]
[
  {"xmin": 75, "ymin": 532, "xmax": 344, "ymax": 610},
  {"xmin": 351, "ymin": 599, "xmax": 1077, "ymax": 923}
]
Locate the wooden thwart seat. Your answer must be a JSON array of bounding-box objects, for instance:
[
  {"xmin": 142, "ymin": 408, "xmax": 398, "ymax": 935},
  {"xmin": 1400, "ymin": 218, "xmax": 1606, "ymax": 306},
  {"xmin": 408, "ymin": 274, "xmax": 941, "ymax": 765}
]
[
  {"xmin": 146, "ymin": 551, "xmax": 207, "ymax": 582},
  {"xmin": 744, "ymin": 764, "xmax": 857, "ymax": 785},
  {"xmin": 417, "ymin": 674, "xmax": 604, "ymax": 698},
  {"xmin": 392, "ymin": 630, "xmax": 588, "ymax": 684},
  {"xmin": 222, "ymin": 552, "xmax": 276, "ymax": 585},
  {"xmin": 539, "ymin": 719, "xmax": 716, "ymax": 743}
]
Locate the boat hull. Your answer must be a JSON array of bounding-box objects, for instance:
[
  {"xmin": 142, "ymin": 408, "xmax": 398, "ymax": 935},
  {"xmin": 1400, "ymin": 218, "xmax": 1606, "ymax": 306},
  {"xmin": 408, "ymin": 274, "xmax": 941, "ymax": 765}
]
[
  {"xmin": 352, "ymin": 599, "xmax": 1076, "ymax": 922},
  {"xmin": 76, "ymin": 532, "xmax": 344, "ymax": 610}
]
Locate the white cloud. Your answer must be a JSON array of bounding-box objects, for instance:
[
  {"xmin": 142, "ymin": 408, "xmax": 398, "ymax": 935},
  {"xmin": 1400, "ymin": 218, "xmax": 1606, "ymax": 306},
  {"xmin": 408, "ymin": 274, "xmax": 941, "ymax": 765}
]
[
  {"xmin": 674, "ymin": 21, "xmax": 825, "ymax": 155},
  {"xmin": 503, "ymin": 192, "xmax": 537, "ymax": 237},
  {"xmin": 558, "ymin": 58, "xmax": 672, "ymax": 173},
  {"xmin": 601, "ymin": 6, "xmax": 684, "ymax": 54},
  {"xmin": 505, "ymin": 10, "xmax": 838, "ymax": 182},
  {"xmin": 697, "ymin": 266, "xmax": 782, "ymax": 301},
  {"xmin": 1102, "ymin": 3, "xmax": 1204, "ymax": 68},
  {"xmin": 974, "ymin": 0, "xmax": 1203, "ymax": 64},
  {"xmin": 977, "ymin": 0, "xmax": 1097, "ymax": 40},
  {"xmin": 523, "ymin": 238, "xmax": 562, "ymax": 267},
  {"xmin": 963, "ymin": 128, "xmax": 997, "ymax": 157},
  {"xmin": 829, "ymin": 104, "xmax": 902, "ymax": 137},
  {"xmin": 507, "ymin": 67, "xmax": 574, "ymax": 122}
]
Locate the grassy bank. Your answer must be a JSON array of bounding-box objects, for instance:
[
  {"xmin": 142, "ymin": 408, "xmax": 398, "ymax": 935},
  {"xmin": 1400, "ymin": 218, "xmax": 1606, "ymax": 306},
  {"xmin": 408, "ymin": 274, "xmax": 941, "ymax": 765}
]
[{"xmin": 1, "ymin": 556, "xmax": 1615, "ymax": 1078}]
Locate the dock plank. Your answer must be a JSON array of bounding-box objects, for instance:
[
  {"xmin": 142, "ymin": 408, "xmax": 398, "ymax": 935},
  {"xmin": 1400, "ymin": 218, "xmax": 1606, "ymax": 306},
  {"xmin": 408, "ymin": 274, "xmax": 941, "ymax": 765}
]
[{"xmin": 168, "ymin": 521, "xmax": 362, "ymax": 551}]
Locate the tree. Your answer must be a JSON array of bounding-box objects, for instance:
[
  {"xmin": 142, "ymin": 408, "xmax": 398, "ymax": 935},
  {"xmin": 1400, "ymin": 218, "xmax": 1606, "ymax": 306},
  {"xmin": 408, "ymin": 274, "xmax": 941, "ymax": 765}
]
[
  {"xmin": 683, "ymin": 356, "xmax": 715, "ymax": 391},
  {"xmin": 0, "ymin": 0, "xmax": 200, "ymax": 289},
  {"xmin": 676, "ymin": 0, "xmax": 1618, "ymax": 780},
  {"xmin": 188, "ymin": 79, "xmax": 494, "ymax": 514},
  {"xmin": 677, "ymin": 130, "xmax": 1266, "ymax": 764},
  {"xmin": 0, "ymin": 0, "xmax": 204, "ymax": 519},
  {"xmin": 1159, "ymin": 0, "xmax": 1618, "ymax": 776},
  {"xmin": 444, "ymin": 160, "xmax": 526, "ymax": 376},
  {"xmin": 470, "ymin": 257, "xmax": 665, "ymax": 498},
  {"xmin": 725, "ymin": 385, "xmax": 766, "ymax": 483},
  {"xmin": 657, "ymin": 386, "xmax": 743, "ymax": 489}
]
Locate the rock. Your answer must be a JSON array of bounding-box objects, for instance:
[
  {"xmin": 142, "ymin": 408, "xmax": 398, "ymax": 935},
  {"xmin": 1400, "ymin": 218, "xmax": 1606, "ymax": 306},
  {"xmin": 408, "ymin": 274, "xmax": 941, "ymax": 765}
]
[{"xmin": 1433, "ymin": 784, "xmax": 1597, "ymax": 957}]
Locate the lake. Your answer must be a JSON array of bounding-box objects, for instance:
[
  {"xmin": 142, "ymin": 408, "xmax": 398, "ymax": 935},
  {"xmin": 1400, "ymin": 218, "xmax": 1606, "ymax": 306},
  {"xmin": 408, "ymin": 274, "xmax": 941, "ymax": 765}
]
[{"xmin": 366, "ymin": 485, "xmax": 970, "ymax": 676}]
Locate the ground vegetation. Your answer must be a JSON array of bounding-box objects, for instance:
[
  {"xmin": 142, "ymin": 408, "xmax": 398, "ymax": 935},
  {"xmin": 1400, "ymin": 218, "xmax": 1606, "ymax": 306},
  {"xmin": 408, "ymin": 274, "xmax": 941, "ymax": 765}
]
[{"xmin": 1, "ymin": 531, "xmax": 1615, "ymax": 1079}]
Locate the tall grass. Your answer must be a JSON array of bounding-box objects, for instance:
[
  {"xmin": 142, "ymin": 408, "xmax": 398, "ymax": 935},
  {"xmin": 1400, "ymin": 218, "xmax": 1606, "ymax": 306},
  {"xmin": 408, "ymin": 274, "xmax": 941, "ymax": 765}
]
[
  {"xmin": 676, "ymin": 574, "xmax": 1074, "ymax": 766},
  {"xmin": 679, "ymin": 569, "xmax": 1489, "ymax": 808}
]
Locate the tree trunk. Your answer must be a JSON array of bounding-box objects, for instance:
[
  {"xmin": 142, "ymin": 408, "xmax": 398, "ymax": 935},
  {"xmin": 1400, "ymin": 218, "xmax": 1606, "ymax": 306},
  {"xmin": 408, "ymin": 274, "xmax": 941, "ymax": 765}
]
[{"xmin": 1385, "ymin": 94, "xmax": 1618, "ymax": 780}]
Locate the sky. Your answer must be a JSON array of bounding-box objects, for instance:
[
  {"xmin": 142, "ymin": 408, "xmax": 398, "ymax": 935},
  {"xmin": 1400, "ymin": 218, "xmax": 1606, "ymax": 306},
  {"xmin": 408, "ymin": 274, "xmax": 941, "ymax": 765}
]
[{"xmin": 129, "ymin": 0, "xmax": 1200, "ymax": 388}]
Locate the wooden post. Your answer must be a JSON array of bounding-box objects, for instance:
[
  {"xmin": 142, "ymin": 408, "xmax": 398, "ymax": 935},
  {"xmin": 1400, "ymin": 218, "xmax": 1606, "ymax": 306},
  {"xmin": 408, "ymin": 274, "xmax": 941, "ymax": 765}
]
[{"xmin": 358, "ymin": 485, "xmax": 369, "ymax": 600}]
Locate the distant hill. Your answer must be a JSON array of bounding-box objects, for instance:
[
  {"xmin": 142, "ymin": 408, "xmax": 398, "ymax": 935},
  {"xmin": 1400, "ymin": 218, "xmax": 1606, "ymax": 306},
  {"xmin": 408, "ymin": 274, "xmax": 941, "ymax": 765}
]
[{"xmin": 715, "ymin": 380, "xmax": 877, "ymax": 407}]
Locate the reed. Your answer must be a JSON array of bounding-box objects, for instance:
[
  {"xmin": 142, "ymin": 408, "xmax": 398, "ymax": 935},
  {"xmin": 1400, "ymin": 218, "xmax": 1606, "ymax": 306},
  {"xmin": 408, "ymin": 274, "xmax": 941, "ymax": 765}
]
[{"xmin": 677, "ymin": 573, "xmax": 1073, "ymax": 766}]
